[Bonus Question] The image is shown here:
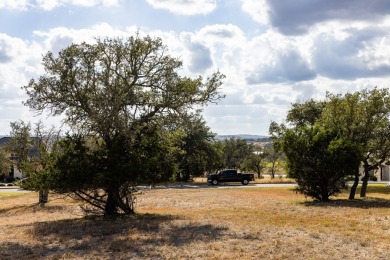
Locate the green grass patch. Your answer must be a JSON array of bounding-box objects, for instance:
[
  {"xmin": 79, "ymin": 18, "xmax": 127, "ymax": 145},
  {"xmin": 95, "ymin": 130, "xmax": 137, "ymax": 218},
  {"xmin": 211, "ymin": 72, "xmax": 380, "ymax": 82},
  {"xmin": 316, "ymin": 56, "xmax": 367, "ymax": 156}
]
[
  {"xmin": 358, "ymin": 184, "xmax": 390, "ymax": 195},
  {"xmin": 0, "ymin": 192, "xmax": 28, "ymax": 198}
]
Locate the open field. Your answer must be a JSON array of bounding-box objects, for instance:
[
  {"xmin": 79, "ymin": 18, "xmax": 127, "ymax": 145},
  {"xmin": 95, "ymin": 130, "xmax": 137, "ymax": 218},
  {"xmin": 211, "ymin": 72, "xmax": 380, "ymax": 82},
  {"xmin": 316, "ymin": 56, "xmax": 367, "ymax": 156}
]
[{"xmin": 1, "ymin": 185, "xmax": 390, "ymax": 259}]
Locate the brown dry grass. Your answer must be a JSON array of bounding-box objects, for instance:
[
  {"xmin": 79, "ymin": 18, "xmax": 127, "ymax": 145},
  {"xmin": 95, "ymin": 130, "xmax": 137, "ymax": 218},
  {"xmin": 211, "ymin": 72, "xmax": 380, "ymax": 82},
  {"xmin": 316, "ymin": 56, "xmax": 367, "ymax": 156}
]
[{"xmin": 1, "ymin": 185, "xmax": 390, "ymax": 259}]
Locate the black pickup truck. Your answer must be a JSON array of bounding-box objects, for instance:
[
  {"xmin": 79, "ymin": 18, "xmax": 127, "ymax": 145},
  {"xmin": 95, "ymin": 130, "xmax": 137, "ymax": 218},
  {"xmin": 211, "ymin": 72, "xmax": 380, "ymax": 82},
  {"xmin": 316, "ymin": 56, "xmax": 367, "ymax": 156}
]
[{"xmin": 207, "ymin": 169, "xmax": 255, "ymax": 185}]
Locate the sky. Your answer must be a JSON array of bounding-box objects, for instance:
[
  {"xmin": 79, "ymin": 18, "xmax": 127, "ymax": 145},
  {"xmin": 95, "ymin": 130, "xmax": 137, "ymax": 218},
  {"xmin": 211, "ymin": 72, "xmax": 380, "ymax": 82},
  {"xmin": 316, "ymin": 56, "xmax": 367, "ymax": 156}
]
[{"xmin": 1, "ymin": 0, "xmax": 390, "ymax": 136}]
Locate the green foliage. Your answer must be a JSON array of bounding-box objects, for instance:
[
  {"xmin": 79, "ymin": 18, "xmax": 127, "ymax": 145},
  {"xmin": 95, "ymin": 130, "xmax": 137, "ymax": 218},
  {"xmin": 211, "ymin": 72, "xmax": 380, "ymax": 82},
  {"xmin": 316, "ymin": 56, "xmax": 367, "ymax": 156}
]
[
  {"xmin": 283, "ymin": 126, "xmax": 362, "ymax": 201},
  {"xmin": 175, "ymin": 114, "xmax": 218, "ymax": 181},
  {"xmin": 210, "ymin": 140, "xmax": 225, "ymax": 171},
  {"xmin": 23, "ymin": 34, "xmax": 224, "ymax": 215},
  {"xmin": 321, "ymin": 88, "xmax": 390, "ymax": 198},
  {"xmin": 8, "ymin": 121, "xmax": 32, "ymax": 165},
  {"xmin": 321, "ymin": 88, "xmax": 390, "ymax": 143},
  {"xmin": 241, "ymin": 150, "xmax": 267, "ymax": 178},
  {"xmin": 23, "ymin": 36, "xmax": 225, "ymax": 134},
  {"xmin": 264, "ymin": 145, "xmax": 284, "ymax": 179},
  {"xmin": 10, "ymin": 121, "xmax": 60, "ymax": 204},
  {"xmin": 272, "ymin": 87, "xmax": 390, "ymax": 200},
  {"xmin": 46, "ymin": 125, "xmax": 178, "ymax": 213},
  {"xmin": 287, "ymin": 99, "xmax": 325, "ymax": 127},
  {"xmin": 222, "ymin": 138, "xmax": 254, "ymax": 169},
  {"xmin": 0, "ymin": 148, "xmax": 11, "ymax": 176}
]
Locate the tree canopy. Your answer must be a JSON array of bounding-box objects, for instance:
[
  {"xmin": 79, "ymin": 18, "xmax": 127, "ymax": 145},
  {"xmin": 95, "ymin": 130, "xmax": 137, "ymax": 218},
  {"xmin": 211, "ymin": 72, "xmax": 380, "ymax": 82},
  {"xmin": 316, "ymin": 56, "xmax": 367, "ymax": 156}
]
[
  {"xmin": 175, "ymin": 114, "xmax": 219, "ymax": 181},
  {"xmin": 321, "ymin": 88, "xmax": 390, "ymax": 198},
  {"xmin": 221, "ymin": 138, "xmax": 254, "ymax": 169}
]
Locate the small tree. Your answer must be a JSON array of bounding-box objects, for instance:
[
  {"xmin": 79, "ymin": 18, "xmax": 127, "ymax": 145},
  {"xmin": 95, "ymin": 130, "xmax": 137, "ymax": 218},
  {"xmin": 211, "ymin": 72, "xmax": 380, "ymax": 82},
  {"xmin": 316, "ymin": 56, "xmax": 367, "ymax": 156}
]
[
  {"xmin": 0, "ymin": 148, "xmax": 11, "ymax": 179},
  {"xmin": 282, "ymin": 125, "xmax": 361, "ymax": 201},
  {"xmin": 222, "ymin": 138, "xmax": 253, "ymax": 169},
  {"xmin": 265, "ymin": 146, "xmax": 284, "ymax": 179},
  {"xmin": 8, "ymin": 121, "xmax": 32, "ymax": 169},
  {"xmin": 175, "ymin": 114, "xmax": 218, "ymax": 181},
  {"xmin": 22, "ymin": 121, "xmax": 61, "ymax": 204},
  {"xmin": 274, "ymin": 88, "xmax": 390, "ymax": 199},
  {"xmin": 9, "ymin": 120, "xmax": 60, "ymax": 204},
  {"xmin": 241, "ymin": 149, "xmax": 267, "ymax": 178}
]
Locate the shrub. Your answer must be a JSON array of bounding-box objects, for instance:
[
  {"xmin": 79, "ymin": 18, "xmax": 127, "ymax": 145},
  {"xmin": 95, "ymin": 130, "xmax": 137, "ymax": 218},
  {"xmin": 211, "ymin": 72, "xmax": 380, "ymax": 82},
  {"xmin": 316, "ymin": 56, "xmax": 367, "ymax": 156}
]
[
  {"xmin": 6, "ymin": 176, "xmax": 15, "ymax": 183},
  {"xmin": 369, "ymin": 175, "xmax": 378, "ymax": 181},
  {"xmin": 282, "ymin": 126, "xmax": 361, "ymax": 201}
]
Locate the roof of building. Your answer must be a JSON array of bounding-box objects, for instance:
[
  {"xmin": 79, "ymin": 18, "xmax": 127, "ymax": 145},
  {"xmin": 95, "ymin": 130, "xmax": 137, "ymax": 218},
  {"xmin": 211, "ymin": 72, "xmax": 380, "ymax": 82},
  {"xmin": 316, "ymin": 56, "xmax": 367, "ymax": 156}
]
[{"xmin": 0, "ymin": 137, "xmax": 39, "ymax": 157}]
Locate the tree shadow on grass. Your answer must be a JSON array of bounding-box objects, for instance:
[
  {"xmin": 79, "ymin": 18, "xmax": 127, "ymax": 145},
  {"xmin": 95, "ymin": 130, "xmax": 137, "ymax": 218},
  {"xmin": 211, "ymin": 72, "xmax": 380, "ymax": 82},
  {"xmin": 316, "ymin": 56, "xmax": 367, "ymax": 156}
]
[
  {"xmin": 302, "ymin": 197, "xmax": 390, "ymax": 209},
  {"xmin": 26, "ymin": 213, "xmax": 228, "ymax": 258},
  {"xmin": 0, "ymin": 203, "xmax": 66, "ymax": 215},
  {"xmin": 0, "ymin": 242, "xmax": 53, "ymax": 260}
]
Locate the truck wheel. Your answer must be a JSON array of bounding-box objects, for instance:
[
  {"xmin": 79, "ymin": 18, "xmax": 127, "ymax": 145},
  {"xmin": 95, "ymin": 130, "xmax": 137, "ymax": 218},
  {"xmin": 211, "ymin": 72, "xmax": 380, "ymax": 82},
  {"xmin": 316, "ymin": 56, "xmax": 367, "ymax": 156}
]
[
  {"xmin": 212, "ymin": 179, "xmax": 218, "ymax": 185},
  {"xmin": 242, "ymin": 179, "xmax": 249, "ymax": 185}
]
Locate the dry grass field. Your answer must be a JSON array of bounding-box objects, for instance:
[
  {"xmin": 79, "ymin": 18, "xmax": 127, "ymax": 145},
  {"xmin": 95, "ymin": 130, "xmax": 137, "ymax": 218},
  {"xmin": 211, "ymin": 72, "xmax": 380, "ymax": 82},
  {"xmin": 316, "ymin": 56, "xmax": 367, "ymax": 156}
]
[{"xmin": 1, "ymin": 184, "xmax": 390, "ymax": 259}]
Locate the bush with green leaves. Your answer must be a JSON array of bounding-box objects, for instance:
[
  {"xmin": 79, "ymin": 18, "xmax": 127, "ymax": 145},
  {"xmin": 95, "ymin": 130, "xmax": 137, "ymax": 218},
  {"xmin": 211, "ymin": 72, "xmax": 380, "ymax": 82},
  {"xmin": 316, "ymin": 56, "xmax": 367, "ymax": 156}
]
[{"xmin": 282, "ymin": 126, "xmax": 362, "ymax": 201}]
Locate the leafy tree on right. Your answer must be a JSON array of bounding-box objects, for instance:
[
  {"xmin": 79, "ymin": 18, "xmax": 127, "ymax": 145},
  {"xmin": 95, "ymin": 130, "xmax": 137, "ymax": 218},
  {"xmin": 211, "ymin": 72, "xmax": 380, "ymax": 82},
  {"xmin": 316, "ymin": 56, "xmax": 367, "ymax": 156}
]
[
  {"xmin": 321, "ymin": 88, "xmax": 390, "ymax": 199},
  {"xmin": 282, "ymin": 125, "xmax": 361, "ymax": 201},
  {"xmin": 270, "ymin": 88, "xmax": 390, "ymax": 201}
]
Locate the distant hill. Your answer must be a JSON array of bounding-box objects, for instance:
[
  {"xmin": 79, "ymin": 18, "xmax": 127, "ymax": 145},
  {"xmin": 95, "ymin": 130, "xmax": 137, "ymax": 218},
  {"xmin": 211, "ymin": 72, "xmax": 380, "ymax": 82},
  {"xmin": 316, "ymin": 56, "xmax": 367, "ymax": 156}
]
[{"xmin": 215, "ymin": 134, "xmax": 269, "ymax": 141}]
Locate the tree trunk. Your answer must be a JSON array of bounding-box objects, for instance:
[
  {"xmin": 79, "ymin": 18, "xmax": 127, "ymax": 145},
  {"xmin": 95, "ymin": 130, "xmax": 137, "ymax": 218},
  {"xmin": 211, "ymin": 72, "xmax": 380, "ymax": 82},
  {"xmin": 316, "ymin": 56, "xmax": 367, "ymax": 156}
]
[
  {"xmin": 360, "ymin": 163, "xmax": 370, "ymax": 198},
  {"xmin": 321, "ymin": 189, "xmax": 330, "ymax": 202},
  {"xmin": 380, "ymin": 166, "xmax": 383, "ymax": 181},
  {"xmin": 271, "ymin": 162, "xmax": 276, "ymax": 179},
  {"xmin": 349, "ymin": 171, "xmax": 360, "ymax": 200},
  {"xmin": 104, "ymin": 190, "xmax": 118, "ymax": 216},
  {"xmin": 256, "ymin": 166, "xmax": 261, "ymax": 178},
  {"xmin": 104, "ymin": 188, "xmax": 135, "ymax": 215},
  {"xmin": 321, "ymin": 195, "xmax": 330, "ymax": 202},
  {"xmin": 39, "ymin": 190, "xmax": 48, "ymax": 204}
]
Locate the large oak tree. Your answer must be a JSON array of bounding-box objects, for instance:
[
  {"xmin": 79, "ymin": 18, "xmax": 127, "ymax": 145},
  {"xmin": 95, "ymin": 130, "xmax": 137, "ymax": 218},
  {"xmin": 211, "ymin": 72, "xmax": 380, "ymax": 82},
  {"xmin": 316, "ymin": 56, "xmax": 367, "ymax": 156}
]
[{"xmin": 23, "ymin": 35, "xmax": 224, "ymax": 215}]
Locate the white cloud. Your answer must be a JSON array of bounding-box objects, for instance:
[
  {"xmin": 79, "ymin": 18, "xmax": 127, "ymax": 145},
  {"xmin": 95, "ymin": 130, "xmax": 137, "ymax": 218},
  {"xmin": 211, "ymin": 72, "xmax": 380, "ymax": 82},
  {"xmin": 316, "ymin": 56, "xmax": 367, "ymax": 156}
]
[
  {"xmin": 0, "ymin": 34, "xmax": 48, "ymax": 134},
  {"xmin": 145, "ymin": 0, "xmax": 217, "ymax": 15},
  {"xmin": 35, "ymin": 0, "xmax": 62, "ymax": 10},
  {"xmin": 201, "ymin": 78, "xmax": 302, "ymax": 135},
  {"xmin": 0, "ymin": 33, "xmax": 43, "ymax": 78},
  {"xmin": 236, "ymin": 30, "xmax": 315, "ymax": 84},
  {"xmin": 33, "ymin": 23, "xmax": 136, "ymax": 52},
  {"xmin": 0, "ymin": 0, "xmax": 119, "ymax": 10},
  {"xmin": 180, "ymin": 25, "xmax": 248, "ymax": 92},
  {"xmin": 0, "ymin": 0, "xmax": 30, "ymax": 10},
  {"xmin": 241, "ymin": 0, "xmax": 269, "ymax": 25}
]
